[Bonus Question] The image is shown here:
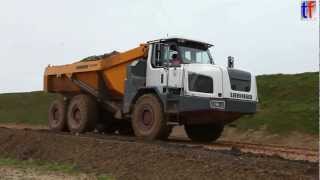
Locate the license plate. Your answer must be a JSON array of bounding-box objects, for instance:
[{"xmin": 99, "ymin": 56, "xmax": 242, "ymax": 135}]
[{"xmin": 209, "ymin": 100, "xmax": 225, "ymax": 109}]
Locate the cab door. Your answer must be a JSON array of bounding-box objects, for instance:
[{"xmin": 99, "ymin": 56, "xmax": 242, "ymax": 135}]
[{"xmin": 146, "ymin": 43, "xmax": 168, "ymax": 93}]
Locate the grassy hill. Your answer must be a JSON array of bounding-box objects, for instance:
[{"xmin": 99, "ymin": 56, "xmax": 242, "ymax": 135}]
[
  {"xmin": 0, "ymin": 72, "xmax": 318, "ymax": 135},
  {"xmin": 234, "ymin": 72, "xmax": 318, "ymax": 134},
  {"xmin": 0, "ymin": 91, "xmax": 57, "ymax": 125}
]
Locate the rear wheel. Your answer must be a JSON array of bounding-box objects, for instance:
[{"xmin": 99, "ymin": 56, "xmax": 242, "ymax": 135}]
[
  {"xmin": 184, "ymin": 123, "xmax": 224, "ymax": 142},
  {"xmin": 67, "ymin": 94, "xmax": 98, "ymax": 133},
  {"xmin": 48, "ymin": 99, "xmax": 67, "ymax": 132},
  {"xmin": 132, "ymin": 94, "xmax": 171, "ymax": 140}
]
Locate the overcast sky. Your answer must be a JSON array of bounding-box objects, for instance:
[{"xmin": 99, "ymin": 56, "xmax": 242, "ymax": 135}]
[{"xmin": 0, "ymin": 0, "xmax": 318, "ymax": 93}]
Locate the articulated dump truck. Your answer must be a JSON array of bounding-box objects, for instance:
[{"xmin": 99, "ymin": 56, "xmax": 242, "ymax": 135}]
[{"xmin": 44, "ymin": 37, "xmax": 258, "ymax": 142}]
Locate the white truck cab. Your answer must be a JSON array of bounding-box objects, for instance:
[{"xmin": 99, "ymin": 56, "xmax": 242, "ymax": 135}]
[{"xmin": 146, "ymin": 38, "xmax": 257, "ymax": 108}]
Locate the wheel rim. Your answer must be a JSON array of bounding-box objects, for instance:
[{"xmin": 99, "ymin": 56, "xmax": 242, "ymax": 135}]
[
  {"xmin": 51, "ymin": 107, "xmax": 60, "ymax": 125},
  {"xmin": 142, "ymin": 109, "xmax": 152, "ymax": 126},
  {"xmin": 139, "ymin": 105, "xmax": 154, "ymax": 131},
  {"xmin": 72, "ymin": 107, "xmax": 81, "ymax": 125}
]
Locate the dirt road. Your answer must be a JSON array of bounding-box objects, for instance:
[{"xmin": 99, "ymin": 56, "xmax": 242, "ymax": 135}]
[
  {"xmin": 0, "ymin": 127, "xmax": 318, "ymax": 180},
  {"xmin": 1, "ymin": 123, "xmax": 317, "ymax": 149}
]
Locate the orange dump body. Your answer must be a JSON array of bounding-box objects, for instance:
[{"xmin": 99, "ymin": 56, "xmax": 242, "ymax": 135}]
[{"xmin": 44, "ymin": 44, "xmax": 148, "ymax": 98}]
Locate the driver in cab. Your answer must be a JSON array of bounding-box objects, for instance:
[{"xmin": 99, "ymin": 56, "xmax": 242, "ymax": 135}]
[{"xmin": 169, "ymin": 45, "xmax": 182, "ymax": 65}]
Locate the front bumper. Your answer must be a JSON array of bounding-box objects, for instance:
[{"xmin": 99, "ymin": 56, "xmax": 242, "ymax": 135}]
[{"xmin": 175, "ymin": 95, "xmax": 257, "ymax": 114}]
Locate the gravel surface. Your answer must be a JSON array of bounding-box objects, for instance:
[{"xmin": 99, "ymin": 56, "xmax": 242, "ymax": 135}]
[{"xmin": 0, "ymin": 128, "xmax": 318, "ymax": 180}]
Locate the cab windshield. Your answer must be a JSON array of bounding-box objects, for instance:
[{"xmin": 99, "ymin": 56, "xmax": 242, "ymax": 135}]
[
  {"xmin": 178, "ymin": 46, "xmax": 213, "ymax": 64},
  {"xmin": 152, "ymin": 41, "xmax": 214, "ymax": 67}
]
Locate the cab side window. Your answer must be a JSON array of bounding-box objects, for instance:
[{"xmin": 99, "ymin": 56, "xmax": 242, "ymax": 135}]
[{"xmin": 151, "ymin": 43, "xmax": 169, "ymax": 68}]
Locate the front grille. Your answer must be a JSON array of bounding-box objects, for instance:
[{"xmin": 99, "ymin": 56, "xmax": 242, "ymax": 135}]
[
  {"xmin": 188, "ymin": 73, "xmax": 213, "ymax": 93},
  {"xmin": 228, "ymin": 69, "xmax": 251, "ymax": 92}
]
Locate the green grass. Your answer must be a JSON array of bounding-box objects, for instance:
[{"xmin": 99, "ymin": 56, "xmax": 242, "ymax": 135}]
[
  {"xmin": 0, "ymin": 72, "xmax": 318, "ymax": 135},
  {"xmin": 0, "ymin": 91, "xmax": 57, "ymax": 125},
  {"xmin": 234, "ymin": 72, "xmax": 319, "ymax": 134},
  {"xmin": 0, "ymin": 157, "xmax": 79, "ymax": 174},
  {"xmin": 0, "ymin": 157, "xmax": 114, "ymax": 179},
  {"xmin": 97, "ymin": 174, "xmax": 115, "ymax": 180}
]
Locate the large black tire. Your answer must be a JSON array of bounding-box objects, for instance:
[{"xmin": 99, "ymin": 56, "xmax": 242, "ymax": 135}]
[
  {"xmin": 67, "ymin": 94, "xmax": 98, "ymax": 133},
  {"xmin": 184, "ymin": 123, "xmax": 224, "ymax": 142},
  {"xmin": 132, "ymin": 94, "xmax": 171, "ymax": 140},
  {"xmin": 48, "ymin": 99, "xmax": 67, "ymax": 132}
]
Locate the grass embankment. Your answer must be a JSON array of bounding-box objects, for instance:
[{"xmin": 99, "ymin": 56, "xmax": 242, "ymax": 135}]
[
  {"xmin": 0, "ymin": 91, "xmax": 57, "ymax": 125},
  {"xmin": 0, "ymin": 72, "xmax": 318, "ymax": 135},
  {"xmin": 234, "ymin": 72, "xmax": 319, "ymax": 134}
]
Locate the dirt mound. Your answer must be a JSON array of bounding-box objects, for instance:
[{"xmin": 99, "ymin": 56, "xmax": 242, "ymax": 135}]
[
  {"xmin": 0, "ymin": 128, "xmax": 317, "ymax": 180},
  {"xmin": 80, "ymin": 51, "xmax": 119, "ymax": 62}
]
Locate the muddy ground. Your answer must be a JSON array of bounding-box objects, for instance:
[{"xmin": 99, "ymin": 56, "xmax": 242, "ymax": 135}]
[
  {"xmin": 0, "ymin": 128, "xmax": 318, "ymax": 180},
  {"xmin": 1, "ymin": 123, "xmax": 318, "ymax": 149},
  {"xmin": 176, "ymin": 126, "xmax": 319, "ymax": 149}
]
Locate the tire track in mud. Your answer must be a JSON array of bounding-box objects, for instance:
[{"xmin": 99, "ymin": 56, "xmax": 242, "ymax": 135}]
[
  {"xmin": 2, "ymin": 126, "xmax": 318, "ymax": 162},
  {"xmin": 30, "ymin": 128, "xmax": 319, "ymax": 163}
]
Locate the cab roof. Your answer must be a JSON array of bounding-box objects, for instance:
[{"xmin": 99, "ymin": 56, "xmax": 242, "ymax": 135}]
[{"xmin": 147, "ymin": 36, "xmax": 213, "ymax": 48}]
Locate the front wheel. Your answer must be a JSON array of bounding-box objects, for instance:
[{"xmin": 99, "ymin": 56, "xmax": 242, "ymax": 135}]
[
  {"xmin": 132, "ymin": 94, "xmax": 171, "ymax": 140},
  {"xmin": 184, "ymin": 123, "xmax": 224, "ymax": 142}
]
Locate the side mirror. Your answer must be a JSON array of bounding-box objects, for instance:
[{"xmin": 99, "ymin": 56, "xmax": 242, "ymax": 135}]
[
  {"xmin": 155, "ymin": 44, "xmax": 162, "ymax": 66},
  {"xmin": 155, "ymin": 43, "xmax": 170, "ymax": 67},
  {"xmin": 227, "ymin": 56, "xmax": 234, "ymax": 68}
]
